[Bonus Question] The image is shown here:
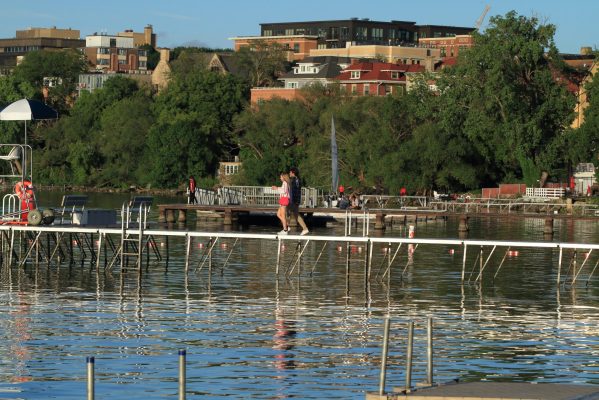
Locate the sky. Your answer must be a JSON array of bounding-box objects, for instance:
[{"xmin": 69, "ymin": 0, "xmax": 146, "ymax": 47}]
[{"xmin": 1, "ymin": 0, "xmax": 597, "ymax": 54}]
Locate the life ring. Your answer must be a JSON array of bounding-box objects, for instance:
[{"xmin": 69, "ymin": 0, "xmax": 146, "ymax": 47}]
[
  {"xmin": 15, "ymin": 180, "xmax": 36, "ymax": 222},
  {"xmin": 15, "ymin": 180, "xmax": 34, "ymax": 199}
]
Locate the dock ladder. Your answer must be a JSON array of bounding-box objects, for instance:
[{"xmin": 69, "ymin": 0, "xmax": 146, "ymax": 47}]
[{"xmin": 119, "ymin": 202, "xmax": 149, "ymax": 272}]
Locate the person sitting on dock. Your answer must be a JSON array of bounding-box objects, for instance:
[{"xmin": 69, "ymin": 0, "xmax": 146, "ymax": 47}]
[{"xmin": 349, "ymin": 193, "xmax": 360, "ymax": 209}]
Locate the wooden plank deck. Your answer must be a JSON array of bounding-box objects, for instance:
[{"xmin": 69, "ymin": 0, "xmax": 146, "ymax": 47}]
[{"xmin": 366, "ymin": 382, "xmax": 599, "ymax": 400}]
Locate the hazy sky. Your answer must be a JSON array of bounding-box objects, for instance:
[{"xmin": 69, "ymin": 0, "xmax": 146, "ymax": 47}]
[{"xmin": 1, "ymin": 0, "xmax": 596, "ymax": 53}]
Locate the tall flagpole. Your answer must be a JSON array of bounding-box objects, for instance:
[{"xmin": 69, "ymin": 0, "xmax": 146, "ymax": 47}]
[{"xmin": 331, "ymin": 115, "xmax": 338, "ymax": 195}]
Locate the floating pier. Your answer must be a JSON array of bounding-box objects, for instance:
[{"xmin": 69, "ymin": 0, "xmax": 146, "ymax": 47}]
[{"xmin": 0, "ymin": 222, "xmax": 598, "ymax": 289}]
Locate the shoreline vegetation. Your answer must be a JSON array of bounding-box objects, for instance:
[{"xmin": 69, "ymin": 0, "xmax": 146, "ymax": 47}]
[{"xmin": 0, "ymin": 11, "xmax": 597, "ymax": 196}]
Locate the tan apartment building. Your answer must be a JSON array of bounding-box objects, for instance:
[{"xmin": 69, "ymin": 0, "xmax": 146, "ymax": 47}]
[
  {"xmin": 231, "ymin": 35, "xmax": 318, "ymax": 62},
  {"xmin": 84, "ymin": 34, "xmax": 148, "ymax": 72},
  {"xmin": 0, "ymin": 27, "xmax": 84, "ymax": 71},
  {"xmin": 310, "ymin": 44, "xmax": 441, "ymax": 71},
  {"xmin": 118, "ymin": 25, "xmax": 156, "ymax": 48}
]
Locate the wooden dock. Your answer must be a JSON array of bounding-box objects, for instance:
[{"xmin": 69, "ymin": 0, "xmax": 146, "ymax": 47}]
[
  {"xmin": 157, "ymin": 203, "xmax": 598, "ymax": 235},
  {"xmin": 367, "ymin": 381, "xmax": 599, "ymax": 399}
]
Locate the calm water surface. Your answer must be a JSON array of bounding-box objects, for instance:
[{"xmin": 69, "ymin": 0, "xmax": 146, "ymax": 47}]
[{"xmin": 1, "ymin": 192, "xmax": 599, "ymax": 398}]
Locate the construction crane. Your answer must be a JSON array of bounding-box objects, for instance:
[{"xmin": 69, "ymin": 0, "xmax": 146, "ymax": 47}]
[{"xmin": 475, "ymin": 4, "xmax": 491, "ymax": 30}]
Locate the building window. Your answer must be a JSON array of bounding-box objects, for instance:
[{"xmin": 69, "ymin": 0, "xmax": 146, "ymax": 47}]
[
  {"xmin": 97, "ymin": 59, "xmax": 109, "ymax": 65},
  {"xmin": 139, "ymin": 61, "xmax": 147, "ymax": 68},
  {"xmin": 364, "ymin": 85, "xmax": 370, "ymax": 95},
  {"xmin": 293, "ymin": 43, "xmax": 300, "ymax": 53},
  {"xmin": 285, "ymin": 29, "xmax": 294, "ymax": 35},
  {"xmin": 350, "ymin": 71, "xmax": 360, "ymax": 79},
  {"xmin": 351, "ymin": 84, "xmax": 357, "ymax": 94},
  {"xmin": 118, "ymin": 60, "xmax": 127, "ymax": 65},
  {"xmin": 110, "ymin": 38, "xmax": 116, "ymax": 47},
  {"xmin": 295, "ymin": 28, "xmax": 305, "ymax": 35},
  {"xmin": 225, "ymin": 165, "xmax": 239, "ymax": 175},
  {"xmin": 440, "ymin": 47, "xmax": 446, "ymax": 57},
  {"xmin": 391, "ymin": 71, "xmax": 399, "ymax": 79},
  {"xmin": 356, "ymin": 27, "xmax": 367, "ymax": 40},
  {"xmin": 330, "ymin": 27, "xmax": 338, "ymax": 39},
  {"xmin": 434, "ymin": 32, "xmax": 443, "ymax": 38},
  {"xmin": 372, "ymin": 28, "xmax": 383, "ymax": 41},
  {"xmin": 118, "ymin": 48, "xmax": 127, "ymax": 56},
  {"xmin": 340, "ymin": 27, "xmax": 349, "ymax": 40},
  {"xmin": 138, "ymin": 50, "xmax": 147, "ymax": 57},
  {"xmin": 318, "ymin": 28, "xmax": 327, "ymax": 38},
  {"xmin": 97, "ymin": 47, "xmax": 110, "ymax": 55},
  {"xmin": 287, "ymin": 82, "xmax": 298, "ymax": 88},
  {"xmin": 385, "ymin": 85, "xmax": 392, "ymax": 95},
  {"xmin": 263, "ymin": 29, "xmax": 272, "ymax": 36},
  {"xmin": 388, "ymin": 29, "xmax": 396, "ymax": 39}
]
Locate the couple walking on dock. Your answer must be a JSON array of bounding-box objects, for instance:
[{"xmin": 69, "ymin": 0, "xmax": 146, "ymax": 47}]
[{"xmin": 272, "ymin": 167, "xmax": 309, "ymax": 235}]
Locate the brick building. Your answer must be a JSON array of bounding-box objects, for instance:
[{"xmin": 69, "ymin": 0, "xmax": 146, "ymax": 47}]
[
  {"xmin": 231, "ymin": 35, "xmax": 318, "ymax": 62},
  {"xmin": 418, "ymin": 34, "xmax": 474, "ymax": 58},
  {"xmin": 84, "ymin": 34, "xmax": 148, "ymax": 72},
  {"xmin": 336, "ymin": 61, "xmax": 425, "ymax": 96},
  {"xmin": 232, "ymin": 19, "xmax": 473, "ymax": 62}
]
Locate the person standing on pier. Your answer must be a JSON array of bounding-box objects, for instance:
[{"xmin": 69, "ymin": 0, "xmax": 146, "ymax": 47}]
[
  {"xmin": 272, "ymin": 172, "xmax": 291, "ymax": 234},
  {"xmin": 289, "ymin": 167, "xmax": 309, "ymax": 235},
  {"xmin": 188, "ymin": 176, "xmax": 197, "ymax": 204}
]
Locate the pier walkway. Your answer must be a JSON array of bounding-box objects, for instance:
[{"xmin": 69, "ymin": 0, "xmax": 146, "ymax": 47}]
[{"xmin": 1, "ymin": 224, "xmax": 598, "ymax": 287}]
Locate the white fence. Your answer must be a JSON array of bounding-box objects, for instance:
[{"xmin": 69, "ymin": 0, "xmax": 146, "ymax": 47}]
[
  {"xmin": 525, "ymin": 188, "xmax": 565, "ymax": 198},
  {"xmin": 190, "ymin": 186, "xmax": 320, "ymax": 207}
]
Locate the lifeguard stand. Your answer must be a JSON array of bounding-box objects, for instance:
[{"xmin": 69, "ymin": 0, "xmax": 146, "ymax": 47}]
[{"xmin": 0, "ymin": 144, "xmax": 36, "ymax": 223}]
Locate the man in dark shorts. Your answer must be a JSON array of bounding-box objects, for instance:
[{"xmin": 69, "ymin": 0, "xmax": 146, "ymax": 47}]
[{"xmin": 289, "ymin": 167, "xmax": 309, "ymax": 235}]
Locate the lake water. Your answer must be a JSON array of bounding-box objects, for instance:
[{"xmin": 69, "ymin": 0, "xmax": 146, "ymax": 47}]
[{"xmin": 1, "ymin": 192, "xmax": 599, "ymax": 399}]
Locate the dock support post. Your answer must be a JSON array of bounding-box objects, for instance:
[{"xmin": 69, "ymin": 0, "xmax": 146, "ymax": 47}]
[
  {"xmin": 461, "ymin": 244, "xmax": 468, "ymax": 282},
  {"xmin": 178, "ymin": 209, "xmax": 187, "ymax": 224},
  {"xmin": 405, "ymin": 321, "xmax": 414, "ymax": 392},
  {"xmin": 557, "ymin": 246, "xmax": 563, "ymax": 285},
  {"xmin": 178, "ymin": 349, "xmax": 186, "ymax": 400},
  {"xmin": 96, "ymin": 233, "xmax": 103, "ymax": 269},
  {"xmin": 223, "ymin": 209, "xmax": 233, "ymax": 225},
  {"xmin": 365, "ymin": 241, "xmax": 371, "ymax": 284},
  {"xmin": 378, "ymin": 316, "xmax": 391, "ymax": 396},
  {"xmin": 166, "ymin": 209, "xmax": 176, "ymax": 223},
  {"xmin": 159, "ymin": 208, "xmax": 166, "ymax": 223},
  {"xmin": 276, "ymin": 239, "xmax": 281, "ymax": 276},
  {"xmin": 426, "ymin": 317, "xmax": 433, "ymax": 385},
  {"xmin": 374, "ymin": 213, "xmax": 386, "ymax": 230},
  {"xmin": 87, "ymin": 356, "xmax": 95, "ymax": 400},
  {"xmin": 458, "ymin": 216, "xmax": 469, "ymax": 233},
  {"xmin": 544, "ymin": 218, "xmax": 554, "ymax": 238},
  {"xmin": 184, "ymin": 235, "xmax": 191, "ymax": 273}
]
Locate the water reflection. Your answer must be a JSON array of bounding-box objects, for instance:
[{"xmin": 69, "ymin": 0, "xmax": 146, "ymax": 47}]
[{"xmin": 2, "ymin": 199, "xmax": 599, "ymax": 397}]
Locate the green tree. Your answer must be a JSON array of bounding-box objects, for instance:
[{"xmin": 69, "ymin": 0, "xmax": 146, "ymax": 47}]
[
  {"xmin": 36, "ymin": 76, "xmax": 145, "ymax": 185},
  {"xmin": 234, "ymin": 40, "xmax": 289, "ymax": 87},
  {"xmin": 145, "ymin": 70, "xmax": 248, "ymax": 187},
  {"xmin": 234, "ymin": 98, "xmax": 316, "ymax": 185},
  {"xmin": 139, "ymin": 44, "xmax": 160, "ymax": 70},
  {"xmin": 0, "ymin": 75, "xmax": 36, "ymax": 143},
  {"xmin": 12, "ymin": 49, "xmax": 87, "ymax": 113},
  {"xmin": 437, "ymin": 11, "xmax": 575, "ymax": 184},
  {"xmin": 95, "ymin": 96, "xmax": 154, "ymax": 187}
]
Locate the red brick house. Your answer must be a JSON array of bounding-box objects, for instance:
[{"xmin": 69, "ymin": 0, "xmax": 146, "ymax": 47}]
[{"xmin": 336, "ymin": 62, "xmax": 424, "ymax": 96}]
